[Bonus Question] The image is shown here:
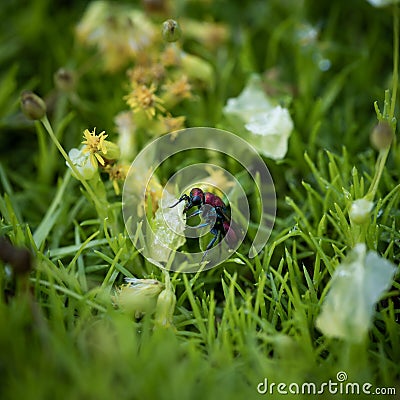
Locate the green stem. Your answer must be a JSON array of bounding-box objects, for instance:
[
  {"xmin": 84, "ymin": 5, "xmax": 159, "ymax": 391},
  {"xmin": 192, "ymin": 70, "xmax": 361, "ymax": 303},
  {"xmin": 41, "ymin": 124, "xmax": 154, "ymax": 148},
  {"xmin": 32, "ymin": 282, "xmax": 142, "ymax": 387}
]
[
  {"xmin": 366, "ymin": 148, "xmax": 390, "ymax": 200},
  {"xmin": 366, "ymin": 5, "xmax": 398, "ymax": 200},
  {"xmin": 47, "ymin": 110, "xmax": 75, "ymax": 186},
  {"xmin": 40, "ymin": 115, "xmax": 103, "ymax": 212},
  {"xmin": 390, "ymin": 4, "xmax": 399, "ymax": 119},
  {"xmin": 35, "ymin": 121, "xmax": 50, "ymax": 183}
]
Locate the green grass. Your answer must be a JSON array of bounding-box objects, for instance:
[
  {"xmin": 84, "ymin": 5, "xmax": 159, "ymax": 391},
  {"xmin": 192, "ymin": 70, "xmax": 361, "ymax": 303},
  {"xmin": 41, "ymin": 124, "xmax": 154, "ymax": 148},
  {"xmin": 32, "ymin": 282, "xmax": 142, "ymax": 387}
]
[{"xmin": 1, "ymin": 1, "xmax": 399, "ymax": 399}]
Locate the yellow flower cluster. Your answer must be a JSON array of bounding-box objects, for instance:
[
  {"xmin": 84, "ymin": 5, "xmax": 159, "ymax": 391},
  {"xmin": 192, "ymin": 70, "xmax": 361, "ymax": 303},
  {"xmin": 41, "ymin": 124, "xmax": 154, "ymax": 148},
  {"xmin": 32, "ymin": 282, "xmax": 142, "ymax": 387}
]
[
  {"xmin": 76, "ymin": 2, "xmax": 157, "ymax": 72},
  {"xmin": 124, "ymin": 83, "xmax": 166, "ymax": 119},
  {"xmin": 74, "ymin": 1, "xmax": 229, "ymax": 195},
  {"xmin": 75, "ymin": 2, "xmax": 227, "ymax": 151},
  {"xmin": 124, "ymin": 48, "xmax": 194, "ymax": 128},
  {"xmin": 78, "ymin": 128, "xmax": 128, "ymax": 194}
]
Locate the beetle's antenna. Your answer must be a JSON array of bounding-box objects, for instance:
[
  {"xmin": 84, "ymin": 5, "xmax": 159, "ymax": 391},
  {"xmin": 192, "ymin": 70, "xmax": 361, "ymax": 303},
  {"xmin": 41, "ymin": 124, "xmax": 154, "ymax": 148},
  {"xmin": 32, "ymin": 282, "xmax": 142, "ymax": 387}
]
[{"xmin": 169, "ymin": 194, "xmax": 189, "ymax": 208}]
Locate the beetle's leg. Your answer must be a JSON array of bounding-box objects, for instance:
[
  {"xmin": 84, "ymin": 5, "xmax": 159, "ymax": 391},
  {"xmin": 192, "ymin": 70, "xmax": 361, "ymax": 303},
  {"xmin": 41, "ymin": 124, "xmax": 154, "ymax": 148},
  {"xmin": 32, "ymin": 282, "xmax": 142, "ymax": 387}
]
[
  {"xmin": 187, "ymin": 209, "xmax": 201, "ymax": 218},
  {"xmin": 189, "ymin": 206, "xmax": 216, "ymax": 225},
  {"xmin": 183, "ymin": 202, "xmax": 196, "ymax": 214},
  {"xmin": 201, "ymin": 228, "xmax": 220, "ymax": 263}
]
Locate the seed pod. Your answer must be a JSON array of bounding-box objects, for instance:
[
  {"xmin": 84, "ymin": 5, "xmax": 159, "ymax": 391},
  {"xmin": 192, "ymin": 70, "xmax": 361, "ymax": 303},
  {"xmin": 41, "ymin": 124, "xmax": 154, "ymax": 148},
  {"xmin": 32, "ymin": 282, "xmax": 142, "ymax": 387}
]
[
  {"xmin": 349, "ymin": 198, "xmax": 374, "ymax": 225},
  {"xmin": 20, "ymin": 91, "xmax": 47, "ymax": 120},
  {"xmin": 101, "ymin": 141, "xmax": 121, "ymax": 163},
  {"xmin": 54, "ymin": 68, "xmax": 76, "ymax": 92},
  {"xmin": 154, "ymin": 287, "xmax": 176, "ymax": 327},
  {"xmin": 162, "ymin": 19, "xmax": 181, "ymax": 42},
  {"xmin": 154, "ymin": 271, "xmax": 176, "ymax": 327},
  {"xmin": 370, "ymin": 121, "xmax": 394, "ymax": 151}
]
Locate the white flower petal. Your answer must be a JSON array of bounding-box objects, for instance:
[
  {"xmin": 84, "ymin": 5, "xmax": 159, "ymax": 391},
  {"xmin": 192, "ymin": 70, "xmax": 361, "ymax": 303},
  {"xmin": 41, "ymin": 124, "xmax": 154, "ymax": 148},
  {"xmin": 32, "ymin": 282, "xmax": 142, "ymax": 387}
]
[
  {"xmin": 316, "ymin": 243, "xmax": 397, "ymax": 342},
  {"xmin": 366, "ymin": 0, "xmax": 400, "ymax": 7},
  {"xmin": 148, "ymin": 191, "xmax": 186, "ymax": 262},
  {"xmin": 67, "ymin": 147, "xmax": 97, "ymax": 180},
  {"xmin": 244, "ymin": 106, "xmax": 294, "ymax": 160},
  {"xmin": 223, "ymin": 74, "xmax": 293, "ymax": 160},
  {"xmin": 224, "ymin": 74, "xmax": 273, "ymax": 123},
  {"xmin": 349, "ymin": 199, "xmax": 374, "ymax": 224}
]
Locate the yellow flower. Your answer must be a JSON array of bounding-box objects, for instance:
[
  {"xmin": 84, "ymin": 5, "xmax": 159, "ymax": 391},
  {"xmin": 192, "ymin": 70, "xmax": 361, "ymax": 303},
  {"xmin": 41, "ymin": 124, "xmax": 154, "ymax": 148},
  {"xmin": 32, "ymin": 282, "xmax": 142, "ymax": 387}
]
[
  {"xmin": 81, "ymin": 128, "xmax": 120, "ymax": 167},
  {"xmin": 204, "ymin": 166, "xmax": 235, "ymax": 193},
  {"xmin": 163, "ymin": 75, "xmax": 192, "ymax": 100},
  {"xmin": 104, "ymin": 164, "xmax": 129, "ymax": 195},
  {"xmin": 127, "ymin": 65, "xmax": 151, "ymax": 85},
  {"xmin": 150, "ymin": 63, "xmax": 166, "ymax": 82},
  {"xmin": 125, "ymin": 84, "xmax": 165, "ymax": 119},
  {"xmin": 127, "ymin": 64, "xmax": 166, "ymax": 86},
  {"xmin": 82, "ymin": 128, "xmax": 108, "ymax": 167},
  {"xmin": 162, "ymin": 115, "xmax": 185, "ymax": 133}
]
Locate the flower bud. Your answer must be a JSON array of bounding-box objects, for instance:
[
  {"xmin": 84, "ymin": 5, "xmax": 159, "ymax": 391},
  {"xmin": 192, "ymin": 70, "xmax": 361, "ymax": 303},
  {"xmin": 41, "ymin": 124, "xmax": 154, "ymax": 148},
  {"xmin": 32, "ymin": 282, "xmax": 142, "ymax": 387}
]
[
  {"xmin": 102, "ymin": 140, "xmax": 121, "ymax": 162},
  {"xmin": 154, "ymin": 287, "xmax": 176, "ymax": 327},
  {"xmin": 162, "ymin": 19, "xmax": 181, "ymax": 43},
  {"xmin": 370, "ymin": 121, "xmax": 394, "ymax": 151},
  {"xmin": 115, "ymin": 278, "xmax": 164, "ymax": 318},
  {"xmin": 349, "ymin": 198, "xmax": 374, "ymax": 225},
  {"xmin": 20, "ymin": 90, "xmax": 47, "ymax": 120},
  {"xmin": 54, "ymin": 68, "xmax": 76, "ymax": 92}
]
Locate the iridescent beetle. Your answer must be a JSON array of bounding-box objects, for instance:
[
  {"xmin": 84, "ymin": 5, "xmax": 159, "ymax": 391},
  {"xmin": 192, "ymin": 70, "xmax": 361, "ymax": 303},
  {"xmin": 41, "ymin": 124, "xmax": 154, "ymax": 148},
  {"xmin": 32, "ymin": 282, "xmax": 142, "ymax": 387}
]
[{"xmin": 170, "ymin": 188, "xmax": 237, "ymax": 261}]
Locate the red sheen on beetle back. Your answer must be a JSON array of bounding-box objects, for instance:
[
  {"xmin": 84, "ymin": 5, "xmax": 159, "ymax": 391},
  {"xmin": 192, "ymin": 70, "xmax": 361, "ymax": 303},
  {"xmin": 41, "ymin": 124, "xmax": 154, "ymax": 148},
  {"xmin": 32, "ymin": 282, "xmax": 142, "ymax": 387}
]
[
  {"xmin": 223, "ymin": 221, "xmax": 237, "ymax": 247},
  {"xmin": 204, "ymin": 192, "xmax": 225, "ymax": 208}
]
